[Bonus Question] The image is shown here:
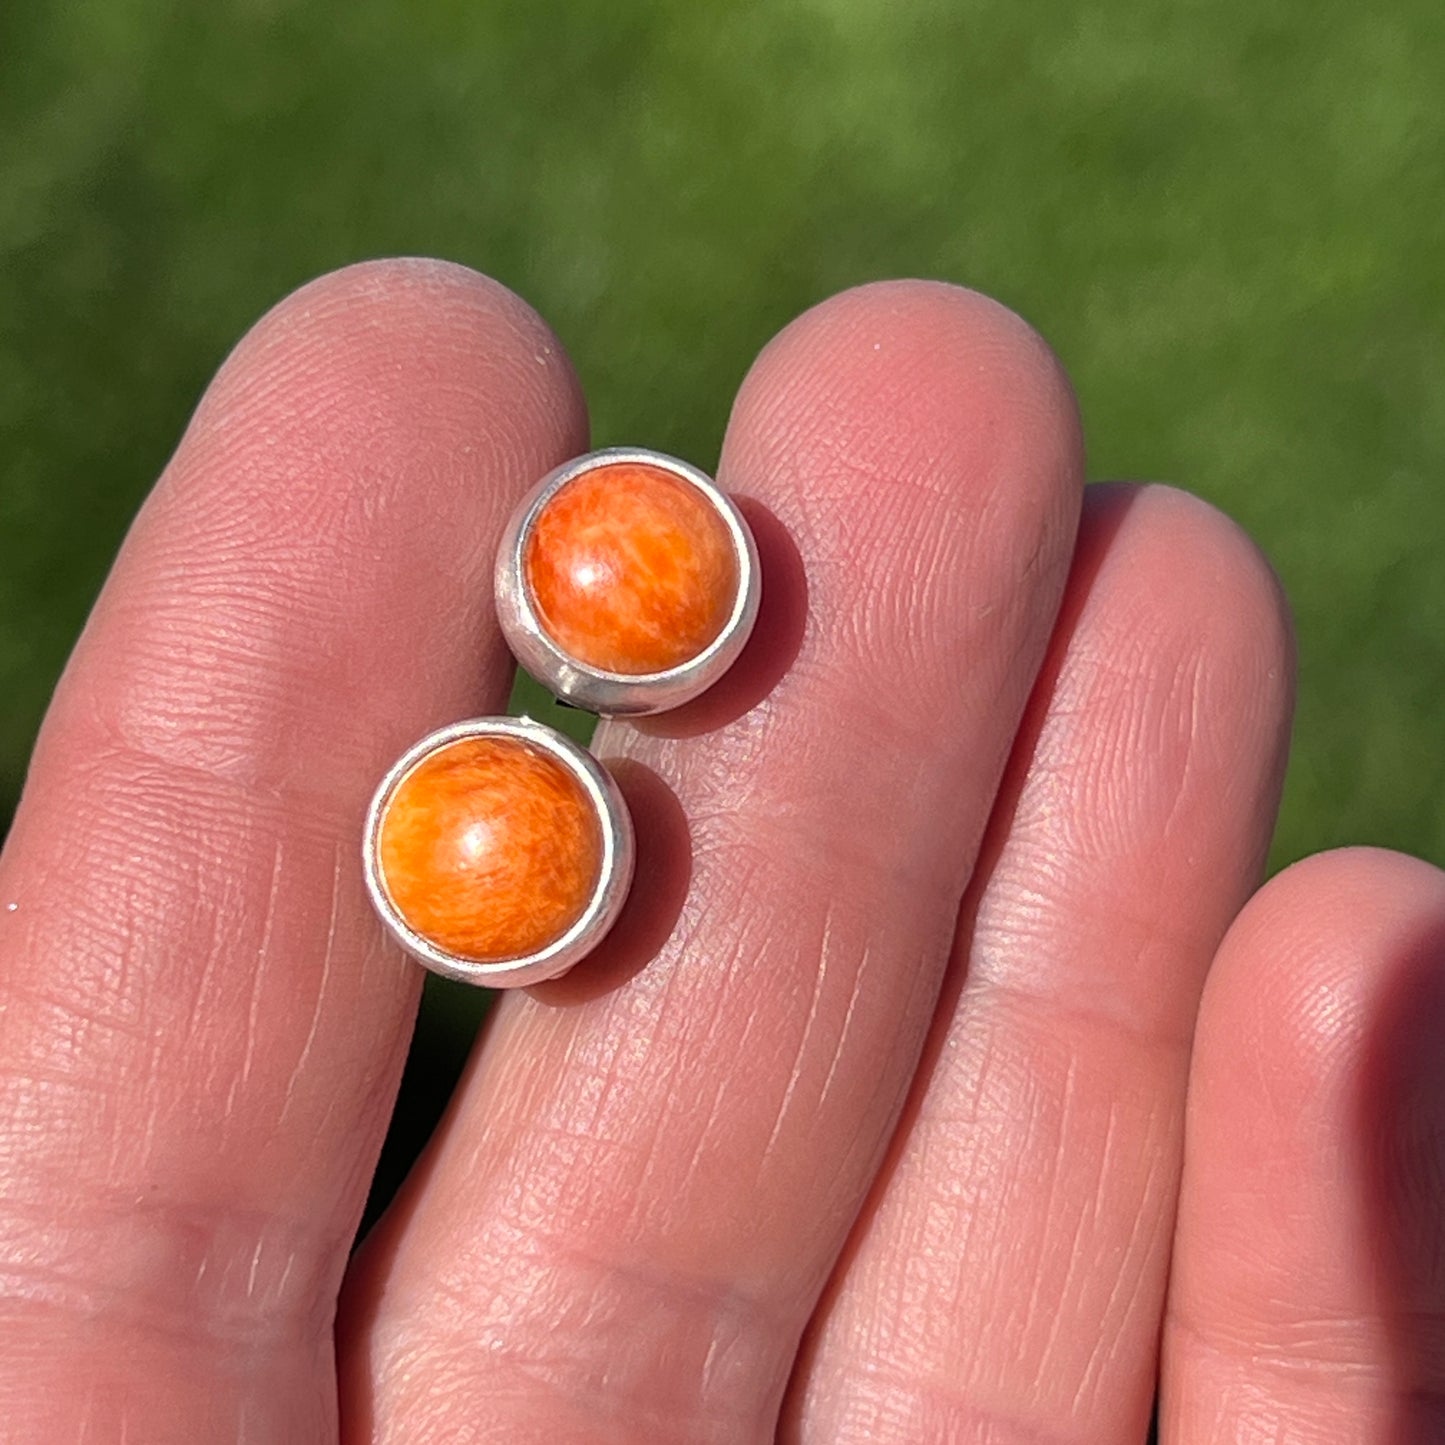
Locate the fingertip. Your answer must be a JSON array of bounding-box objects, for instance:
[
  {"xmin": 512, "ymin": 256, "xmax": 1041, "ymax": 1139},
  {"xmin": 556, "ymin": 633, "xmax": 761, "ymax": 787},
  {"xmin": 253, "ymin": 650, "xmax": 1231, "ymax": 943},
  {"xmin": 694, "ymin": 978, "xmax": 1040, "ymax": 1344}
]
[
  {"xmin": 746, "ymin": 278, "xmax": 1078, "ymax": 408},
  {"xmin": 1236, "ymin": 846, "xmax": 1445, "ymax": 948},
  {"xmin": 965, "ymin": 480, "xmax": 1297, "ymax": 1043},
  {"xmin": 1206, "ymin": 847, "xmax": 1445, "ymax": 1082},
  {"xmin": 1183, "ymin": 846, "xmax": 1445, "ymax": 1202},
  {"xmin": 1169, "ymin": 856, "xmax": 1445, "ymax": 1436},
  {"xmin": 1121, "ymin": 483, "xmax": 1295, "ymax": 658},
  {"xmin": 1082, "ymin": 483, "xmax": 1296, "ymax": 767},
  {"xmin": 53, "ymin": 257, "xmax": 590, "ymax": 799},
  {"xmin": 183, "ymin": 256, "xmax": 587, "ymax": 490},
  {"xmin": 718, "ymin": 278, "xmax": 1084, "ymax": 729},
  {"xmin": 729, "ymin": 280, "xmax": 1083, "ymax": 532},
  {"xmin": 223, "ymin": 256, "xmax": 580, "ymax": 391}
]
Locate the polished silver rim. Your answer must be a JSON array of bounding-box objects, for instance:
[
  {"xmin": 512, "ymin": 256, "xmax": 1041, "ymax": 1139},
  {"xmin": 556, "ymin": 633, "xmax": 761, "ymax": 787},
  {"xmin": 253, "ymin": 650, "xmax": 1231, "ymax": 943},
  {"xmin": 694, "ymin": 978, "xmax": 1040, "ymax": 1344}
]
[
  {"xmin": 495, "ymin": 447, "xmax": 760, "ymax": 716},
  {"xmin": 361, "ymin": 716, "xmax": 634, "ymax": 988}
]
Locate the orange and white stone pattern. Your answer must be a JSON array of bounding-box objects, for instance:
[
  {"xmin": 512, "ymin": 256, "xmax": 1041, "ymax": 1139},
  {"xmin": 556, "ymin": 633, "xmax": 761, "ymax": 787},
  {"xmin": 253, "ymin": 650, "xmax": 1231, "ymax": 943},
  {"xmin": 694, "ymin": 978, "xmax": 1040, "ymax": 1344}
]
[
  {"xmin": 523, "ymin": 460, "xmax": 738, "ymax": 675},
  {"xmin": 376, "ymin": 734, "xmax": 602, "ymax": 962}
]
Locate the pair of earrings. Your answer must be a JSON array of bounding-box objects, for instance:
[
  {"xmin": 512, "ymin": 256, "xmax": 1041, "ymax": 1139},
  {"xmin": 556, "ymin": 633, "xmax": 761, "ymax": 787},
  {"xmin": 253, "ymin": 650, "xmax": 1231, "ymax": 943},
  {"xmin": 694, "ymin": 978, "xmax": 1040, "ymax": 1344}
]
[{"xmin": 362, "ymin": 448, "xmax": 760, "ymax": 987}]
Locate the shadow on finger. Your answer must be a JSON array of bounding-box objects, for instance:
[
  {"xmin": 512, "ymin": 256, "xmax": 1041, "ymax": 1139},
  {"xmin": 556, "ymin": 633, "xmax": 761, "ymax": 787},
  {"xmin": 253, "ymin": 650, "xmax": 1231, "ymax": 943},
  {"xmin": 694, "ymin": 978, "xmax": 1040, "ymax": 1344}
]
[{"xmin": 1359, "ymin": 917, "xmax": 1445, "ymax": 1443}]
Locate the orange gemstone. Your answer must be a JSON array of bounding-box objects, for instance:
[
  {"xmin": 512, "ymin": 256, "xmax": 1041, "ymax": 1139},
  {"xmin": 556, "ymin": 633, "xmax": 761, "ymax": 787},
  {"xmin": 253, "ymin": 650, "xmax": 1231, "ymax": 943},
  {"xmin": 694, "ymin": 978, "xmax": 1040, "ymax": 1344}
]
[
  {"xmin": 376, "ymin": 735, "xmax": 602, "ymax": 962},
  {"xmin": 524, "ymin": 460, "xmax": 738, "ymax": 675}
]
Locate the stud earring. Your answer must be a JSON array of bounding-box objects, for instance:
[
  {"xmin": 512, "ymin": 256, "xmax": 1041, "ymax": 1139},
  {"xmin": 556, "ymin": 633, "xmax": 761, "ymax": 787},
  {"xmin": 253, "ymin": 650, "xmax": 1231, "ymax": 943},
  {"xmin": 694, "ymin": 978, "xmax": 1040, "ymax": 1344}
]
[
  {"xmin": 365, "ymin": 447, "xmax": 757, "ymax": 988},
  {"xmin": 494, "ymin": 447, "xmax": 760, "ymax": 716},
  {"xmin": 362, "ymin": 716, "xmax": 633, "ymax": 987}
]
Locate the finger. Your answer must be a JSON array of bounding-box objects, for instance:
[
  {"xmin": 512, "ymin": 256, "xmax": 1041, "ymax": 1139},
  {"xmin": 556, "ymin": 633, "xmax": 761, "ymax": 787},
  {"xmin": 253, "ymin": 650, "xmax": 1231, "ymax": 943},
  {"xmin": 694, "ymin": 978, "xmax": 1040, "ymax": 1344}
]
[
  {"xmin": 1161, "ymin": 847, "xmax": 1445, "ymax": 1443},
  {"xmin": 783, "ymin": 482, "xmax": 1294, "ymax": 1441},
  {"xmin": 340, "ymin": 280, "xmax": 1084, "ymax": 1442},
  {"xmin": 0, "ymin": 259, "xmax": 586, "ymax": 1439}
]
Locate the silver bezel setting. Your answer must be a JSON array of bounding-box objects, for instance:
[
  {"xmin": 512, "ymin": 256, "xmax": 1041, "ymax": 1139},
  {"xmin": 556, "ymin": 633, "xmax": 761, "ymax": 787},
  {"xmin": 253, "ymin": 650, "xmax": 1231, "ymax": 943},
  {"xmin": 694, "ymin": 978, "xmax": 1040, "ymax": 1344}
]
[
  {"xmin": 495, "ymin": 447, "xmax": 761, "ymax": 716},
  {"xmin": 362, "ymin": 716, "xmax": 634, "ymax": 988}
]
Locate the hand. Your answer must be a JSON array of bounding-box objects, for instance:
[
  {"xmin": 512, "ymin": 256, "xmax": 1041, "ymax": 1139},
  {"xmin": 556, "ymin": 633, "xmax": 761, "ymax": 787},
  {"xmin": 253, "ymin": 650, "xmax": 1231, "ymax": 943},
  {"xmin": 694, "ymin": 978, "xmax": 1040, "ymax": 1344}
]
[{"xmin": 2, "ymin": 261, "xmax": 1441, "ymax": 1443}]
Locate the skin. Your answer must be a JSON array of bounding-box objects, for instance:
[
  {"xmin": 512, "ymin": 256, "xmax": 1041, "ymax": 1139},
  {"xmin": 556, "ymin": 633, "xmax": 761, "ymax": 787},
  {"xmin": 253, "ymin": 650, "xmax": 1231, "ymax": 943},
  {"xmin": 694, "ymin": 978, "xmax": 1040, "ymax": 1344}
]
[{"xmin": 0, "ymin": 259, "xmax": 1441, "ymax": 1443}]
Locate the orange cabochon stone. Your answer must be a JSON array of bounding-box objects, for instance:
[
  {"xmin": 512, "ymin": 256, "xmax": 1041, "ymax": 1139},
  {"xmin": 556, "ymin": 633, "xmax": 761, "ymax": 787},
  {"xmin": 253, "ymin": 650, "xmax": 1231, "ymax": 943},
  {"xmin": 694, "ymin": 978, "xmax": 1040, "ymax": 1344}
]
[
  {"xmin": 376, "ymin": 736, "xmax": 602, "ymax": 963},
  {"xmin": 524, "ymin": 461, "xmax": 739, "ymax": 675}
]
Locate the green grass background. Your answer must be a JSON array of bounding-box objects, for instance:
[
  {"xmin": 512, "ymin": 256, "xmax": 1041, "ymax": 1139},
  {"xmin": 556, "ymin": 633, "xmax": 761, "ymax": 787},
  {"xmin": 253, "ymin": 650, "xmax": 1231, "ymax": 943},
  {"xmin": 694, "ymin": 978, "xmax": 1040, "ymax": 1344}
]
[
  {"xmin": 2, "ymin": 2, "xmax": 1442, "ymax": 1213},
  {"xmin": 4, "ymin": 0, "xmax": 1443, "ymax": 869}
]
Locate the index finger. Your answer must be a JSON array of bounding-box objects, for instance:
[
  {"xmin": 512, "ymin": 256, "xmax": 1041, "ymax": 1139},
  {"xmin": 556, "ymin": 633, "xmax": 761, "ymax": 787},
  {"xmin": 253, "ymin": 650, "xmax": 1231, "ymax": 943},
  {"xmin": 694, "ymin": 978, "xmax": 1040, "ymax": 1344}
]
[{"xmin": 0, "ymin": 259, "xmax": 586, "ymax": 1439}]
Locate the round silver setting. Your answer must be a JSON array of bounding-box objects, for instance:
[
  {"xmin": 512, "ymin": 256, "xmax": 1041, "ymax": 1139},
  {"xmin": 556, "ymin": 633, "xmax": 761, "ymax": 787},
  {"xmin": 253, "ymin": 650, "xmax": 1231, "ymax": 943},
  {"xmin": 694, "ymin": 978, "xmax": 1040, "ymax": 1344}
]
[
  {"xmin": 362, "ymin": 716, "xmax": 634, "ymax": 988},
  {"xmin": 495, "ymin": 447, "xmax": 761, "ymax": 716}
]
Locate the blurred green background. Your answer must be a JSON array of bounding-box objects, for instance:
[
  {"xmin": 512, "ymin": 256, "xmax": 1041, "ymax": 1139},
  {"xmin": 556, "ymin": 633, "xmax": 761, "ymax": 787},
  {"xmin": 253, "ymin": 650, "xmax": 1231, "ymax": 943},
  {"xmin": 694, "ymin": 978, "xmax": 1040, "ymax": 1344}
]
[
  {"xmin": 2, "ymin": 0, "xmax": 1442, "ymax": 1194},
  {"xmin": 4, "ymin": 0, "xmax": 1443, "ymax": 871}
]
